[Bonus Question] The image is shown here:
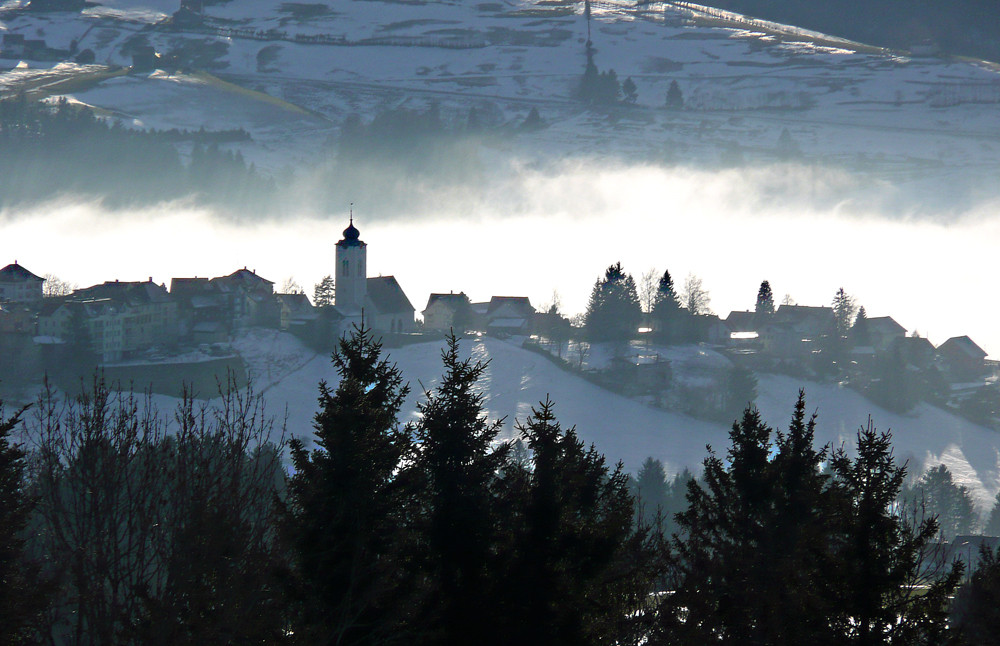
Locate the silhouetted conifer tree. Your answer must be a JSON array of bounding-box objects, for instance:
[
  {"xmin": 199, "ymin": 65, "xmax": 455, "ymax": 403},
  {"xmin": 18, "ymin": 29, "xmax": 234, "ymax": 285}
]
[
  {"xmin": 851, "ymin": 305, "xmax": 870, "ymax": 346},
  {"xmin": 665, "ymin": 80, "xmax": 683, "ymax": 108},
  {"xmin": 829, "ymin": 423, "xmax": 962, "ymax": 644},
  {"xmin": 652, "ymin": 270, "xmax": 682, "ymax": 343},
  {"xmin": 285, "ymin": 325, "xmax": 415, "ymax": 644},
  {"xmin": 902, "ymin": 464, "xmax": 978, "ymax": 541},
  {"xmin": 949, "ymin": 544, "xmax": 1000, "ymax": 644},
  {"xmin": 312, "ymin": 275, "xmax": 335, "ymax": 308},
  {"xmin": 983, "ymin": 491, "xmax": 1000, "ymax": 536},
  {"xmin": 755, "ymin": 280, "xmax": 775, "ymax": 317},
  {"xmin": 501, "ymin": 398, "xmax": 657, "ymax": 645},
  {"xmin": 623, "ymin": 77, "xmax": 638, "ymax": 104},
  {"xmin": 413, "ymin": 334, "xmax": 510, "ymax": 644},
  {"xmin": 585, "ymin": 262, "xmax": 642, "ymax": 342},
  {"xmin": 657, "ymin": 393, "xmax": 962, "ymax": 645}
]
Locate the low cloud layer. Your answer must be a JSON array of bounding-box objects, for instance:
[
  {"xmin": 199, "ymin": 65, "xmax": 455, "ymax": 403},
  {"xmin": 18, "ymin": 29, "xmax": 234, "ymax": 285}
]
[{"xmin": 4, "ymin": 157, "xmax": 1000, "ymax": 354}]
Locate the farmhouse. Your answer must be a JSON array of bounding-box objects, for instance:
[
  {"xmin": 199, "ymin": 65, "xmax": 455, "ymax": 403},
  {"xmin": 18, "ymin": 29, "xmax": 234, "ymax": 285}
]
[{"xmin": 0, "ymin": 261, "xmax": 44, "ymax": 303}]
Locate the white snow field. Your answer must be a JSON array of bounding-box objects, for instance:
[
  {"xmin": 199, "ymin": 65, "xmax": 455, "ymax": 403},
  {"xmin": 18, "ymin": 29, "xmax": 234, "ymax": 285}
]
[
  {"xmin": 237, "ymin": 331, "xmax": 1000, "ymax": 509},
  {"xmin": 1, "ymin": 0, "xmax": 999, "ymax": 176}
]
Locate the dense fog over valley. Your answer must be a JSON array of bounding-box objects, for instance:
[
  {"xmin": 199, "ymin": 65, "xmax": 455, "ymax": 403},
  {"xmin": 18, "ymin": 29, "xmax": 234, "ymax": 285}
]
[{"xmin": 6, "ymin": 156, "xmax": 1000, "ymax": 354}]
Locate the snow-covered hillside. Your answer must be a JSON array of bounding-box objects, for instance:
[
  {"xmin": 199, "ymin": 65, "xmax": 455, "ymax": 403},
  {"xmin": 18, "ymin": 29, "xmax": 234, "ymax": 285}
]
[
  {"xmin": 2, "ymin": 0, "xmax": 999, "ymax": 178},
  {"xmin": 236, "ymin": 331, "xmax": 1000, "ymax": 509}
]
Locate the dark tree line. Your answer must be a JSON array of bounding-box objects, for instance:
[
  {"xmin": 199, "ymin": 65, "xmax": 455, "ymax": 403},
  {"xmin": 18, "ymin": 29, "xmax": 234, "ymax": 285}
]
[
  {"xmin": 4, "ymin": 330, "xmax": 1000, "ymax": 644},
  {"xmin": 0, "ymin": 96, "xmax": 273, "ymax": 212}
]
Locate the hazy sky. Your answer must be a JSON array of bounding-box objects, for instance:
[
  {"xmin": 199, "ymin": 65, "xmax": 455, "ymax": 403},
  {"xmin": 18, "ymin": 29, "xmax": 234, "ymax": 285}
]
[{"xmin": 4, "ymin": 159, "xmax": 999, "ymax": 356}]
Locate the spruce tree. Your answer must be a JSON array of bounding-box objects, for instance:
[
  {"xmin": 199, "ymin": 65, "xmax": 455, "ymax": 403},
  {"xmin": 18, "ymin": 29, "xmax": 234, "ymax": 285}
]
[
  {"xmin": 949, "ymin": 544, "xmax": 1000, "ymax": 645},
  {"xmin": 829, "ymin": 423, "xmax": 963, "ymax": 644},
  {"xmin": 755, "ymin": 280, "xmax": 775, "ymax": 317},
  {"xmin": 284, "ymin": 325, "xmax": 414, "ymax": 644},
  {"xmin": 832, "ymin": 287, "xmax": 857, "ymax": 339},
  {"xmin": 652, "ymin": 270, "xmax": 681, "ymax": 342},
  {"xmin": 502, "ymin": 398, "xmax": 656, "ymax": 646},
  {"xmin": 623, "ymin": 76, "xmax": 638, "ymax": 104},
  {"xmin": 983, "ymin": 491, "xmax": 1000, "ymax": 536},
  {"xmin": 657, "ymin": 394, "xmax": 962, "ymax": 645},
  {"xmin": 635, "ymin": 457, "xmax": 669, "ymax": 528},
  {"xmin": 312, "ymin": 275, "xmax": 335, "ymax": 308},
  {"xmin": 413, "ymin": 333, "xmax": 510, "ymax": 644},
  {"xmin": 665, "ymin": 80, "xmax": 683, "ymax": 108},
  {"xmin": 903, "ymin": 464, "xmax": 978, "ymax": 540},
  {"xmin": 659, "ymin": 394, "xmax": 836, "ymax": 645},
  {"xmin": 585, "ymin": 262, "xmax": 642, "ymax": 343},
  {"xmin": 851, "ymin": 305, "xmax": 870, "ymax": 346}
]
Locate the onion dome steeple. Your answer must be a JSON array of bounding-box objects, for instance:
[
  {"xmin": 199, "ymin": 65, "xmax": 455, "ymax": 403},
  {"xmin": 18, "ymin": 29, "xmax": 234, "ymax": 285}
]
[{"xmin": 337, "ymin": 207, "xmax": 365, "ymax": 248}]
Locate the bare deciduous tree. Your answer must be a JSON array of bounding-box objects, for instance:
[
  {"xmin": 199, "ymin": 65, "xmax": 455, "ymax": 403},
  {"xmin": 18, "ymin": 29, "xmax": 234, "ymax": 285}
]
[
  {"xmin": 280, "ymin": 276, "xmax": 304, "ymax": 294},
  {"xmin": 639, "ymin": 268, "xmax": 660, "ymax": 314},
  {"xmin": 26, "ymin": 374, "xmax": 287, "ymax": 645},
  {"xmin": 42, "ymin": 274, "xmax": 76, "ymax": 298},
  {"xmin": 682, "ymin": 273, "xmax": 712, "ymax": 315}
]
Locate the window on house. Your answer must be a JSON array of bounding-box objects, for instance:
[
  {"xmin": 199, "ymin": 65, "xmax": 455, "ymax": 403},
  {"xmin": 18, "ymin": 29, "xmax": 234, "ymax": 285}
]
[{"xmin": 342, "ymin": 259, "xmax": 349, "ymax": 276}]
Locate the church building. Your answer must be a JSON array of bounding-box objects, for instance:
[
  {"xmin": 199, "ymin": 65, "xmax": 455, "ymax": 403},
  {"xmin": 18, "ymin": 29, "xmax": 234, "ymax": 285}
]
[{"xmin": 334, "ymin": 217, "xmax": 416, "ymax": 335}]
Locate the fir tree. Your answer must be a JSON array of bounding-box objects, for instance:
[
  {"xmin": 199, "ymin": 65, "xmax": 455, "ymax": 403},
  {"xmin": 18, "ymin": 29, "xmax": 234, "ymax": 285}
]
[
  {"xmin": 658, "ymin": 394, "xmax": 836, "ymax": 644},
  {"xmin": 665, "ymin": 80, "xmax": 683, "ymax": 108},
  {"xmin": 413, "ymin": 333, "xmax": 510, "ymax": 644},
  {"xmin": 755, "ymin": 280, "xmax": 775, "ymax": 317},
  {"xmin": 623, "ymin": 76, "xmax": 638, "ymax": 104},
  {"xmin": 903, "ymin": 464, "xmax": 978, "ymax": 541},
  {"xmin": 657, "ymin": 394, "xmax": 962, "ymax": 645},
  {"xmin": 584, "ymin": 262, "xmax": 642, "ymax": 342},
  {"xmin": 949, "ymin": 544, "xmax": 1000, "ymax": 645},
  {"xmin": 851, "ymin": 305, "xmax": 870, "ymax": 346},
  {"xmin": 652, "ymin": 269, "xmax": 682, "ymax": 342},
  {"xmin": 312, "ymin": 275, "xmax": 335, "ymax": 308},
  {"xmin": 284, "ymin": 325, "xmax": 415, "ymax": 644},
  {"xmin": 983, "ymin": 491, "xmax": 1000, "ymax": 536},
  {"xmin": 502, "ymin": 398, "xmax": 656, "ymax": 645},
  {"xmin": 829, "ymin": 423, "xmax": 963, "ymax": 644},
  {"xmin": 635, "ymin": 457, "xmax": 669, "ymax": 528},
  {"xmin": 832, "ymin": 287, "xmax": 857, "ymax": 339}
]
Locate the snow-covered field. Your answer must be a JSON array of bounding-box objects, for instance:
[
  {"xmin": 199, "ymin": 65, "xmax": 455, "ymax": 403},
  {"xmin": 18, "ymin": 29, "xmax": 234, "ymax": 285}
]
[
  {"xmin": 2, "ymin": 0, "xmax": 999, "ymax": 176},
  {"xmin": 237, "ymin": 331, "xmax": 1000, "ymax": 509}
]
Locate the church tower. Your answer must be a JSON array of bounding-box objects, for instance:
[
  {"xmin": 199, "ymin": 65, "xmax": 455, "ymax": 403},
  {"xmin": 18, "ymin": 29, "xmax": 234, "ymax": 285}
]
[{"xmin": 334, "ymin": 215, "xmax": 367, "ymax": 313}]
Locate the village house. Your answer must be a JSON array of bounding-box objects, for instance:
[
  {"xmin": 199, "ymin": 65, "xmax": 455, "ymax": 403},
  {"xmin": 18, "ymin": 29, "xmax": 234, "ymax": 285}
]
[
  {"xmin": 865, "ymin": 316, "xmax": 907, "ymax": 352},
  {"xmin": 937, "ymin": 336, "xmax": 988, "ymax": 382},
  {"xmin": 0, "ymin": 261, "xmax": 44, "ymax": 303},
  {"xmin": 0, "ymin": 302, "xmax": 41, "ymax": 377},
  {"xmin": 890, "ymin": 334, "xmax": 937, "ymax": 371},
  {"xmin": 483, "ymin": 296, "xmax": 535, "ymax": 335},
  {"xmin": 423, "ymin": 292, "xmax": 474, "ymax": 331},
  {"xmin": 36, "ymin": 280, "xmax": 179, "ymax": 362},
  {"xmin": 760, "ymin": 304, "xmax": 835, "ymax": 359},
  {"xmin": 212, "ymin": 267, "xmax": 279, "ymax": 330},
  {"xmin": 171, "ymin": 268, "xmax": 279, "ymax": 340},
  {"xmin": 72, "ymin": 279, "xmax": 179, "ymax": 352},
  {"xmin": 276, "ymin": 292, "xmax": 317, "ymax": 333}
]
